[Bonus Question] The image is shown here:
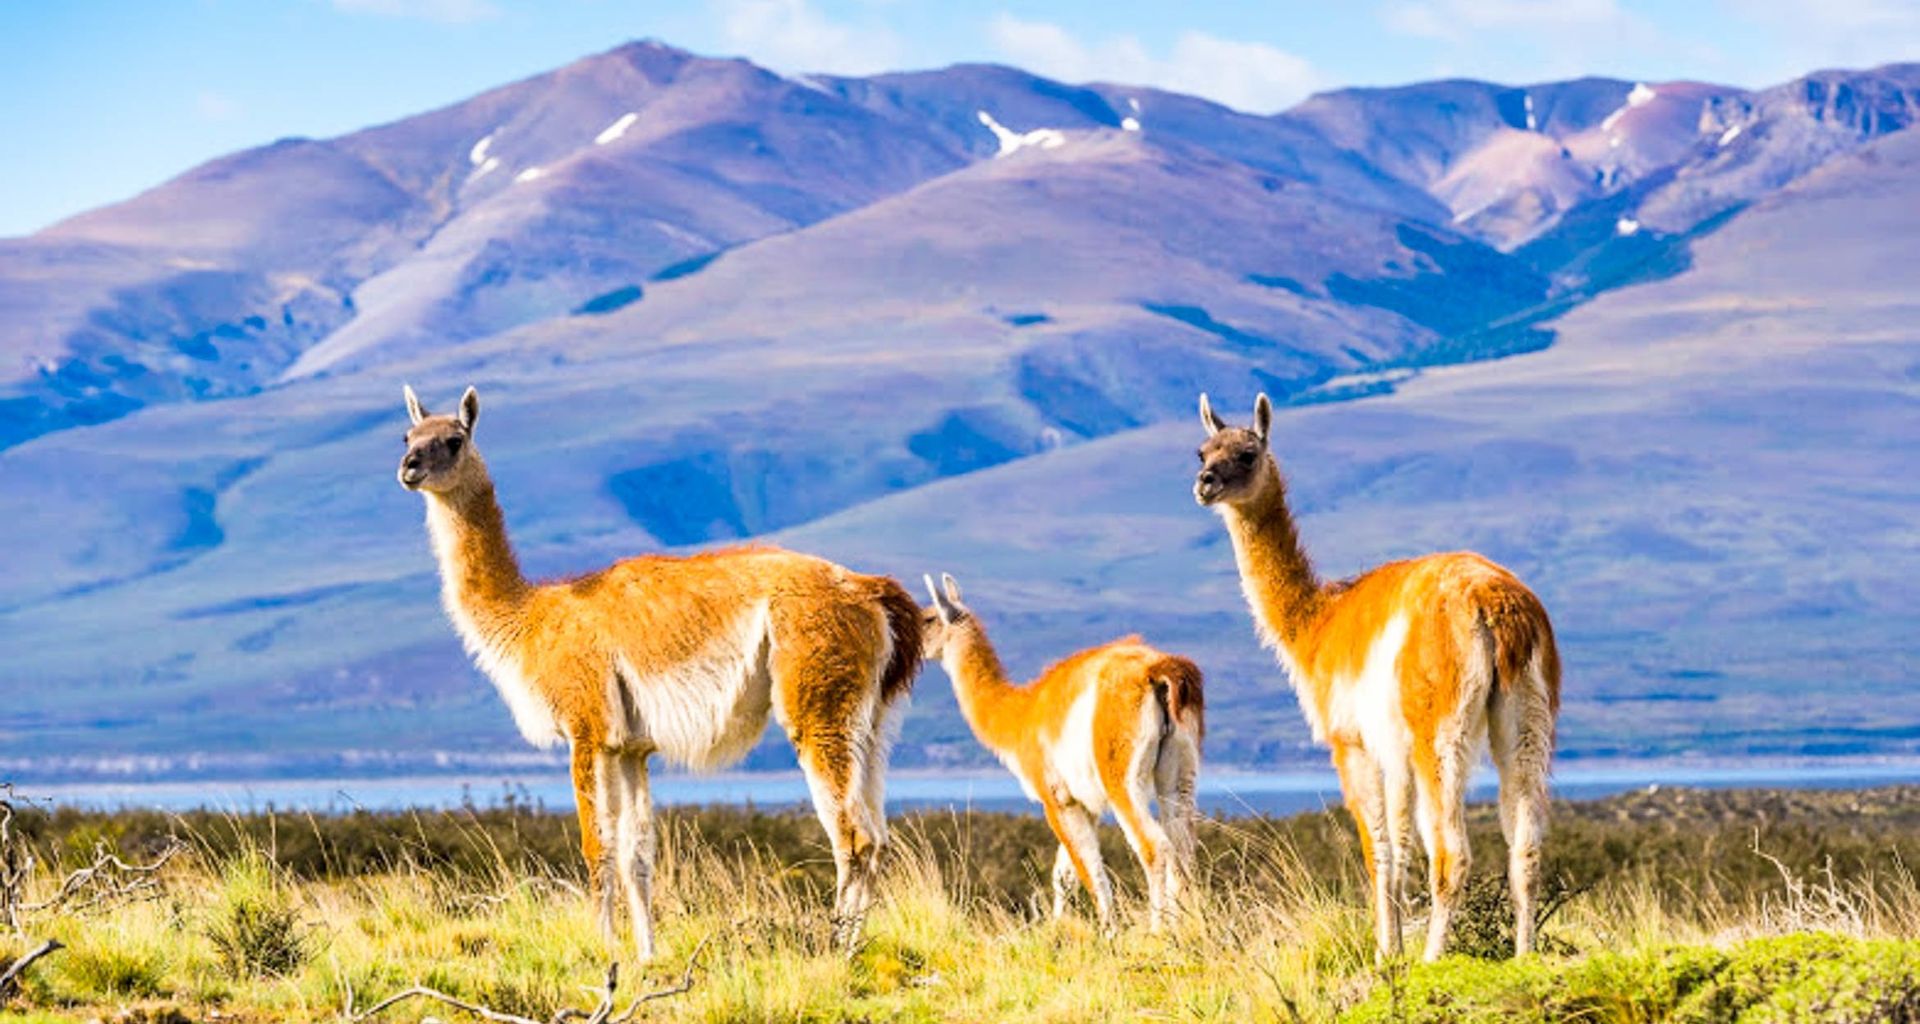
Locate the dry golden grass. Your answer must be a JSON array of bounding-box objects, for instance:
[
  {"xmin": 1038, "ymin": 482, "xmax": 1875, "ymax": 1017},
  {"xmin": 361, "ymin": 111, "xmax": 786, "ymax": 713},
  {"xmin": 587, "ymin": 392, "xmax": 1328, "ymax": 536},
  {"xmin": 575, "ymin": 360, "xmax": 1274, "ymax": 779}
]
[{"xmin": 0, "ymin": 794, "xmax": 1916, "ymax": 1022}]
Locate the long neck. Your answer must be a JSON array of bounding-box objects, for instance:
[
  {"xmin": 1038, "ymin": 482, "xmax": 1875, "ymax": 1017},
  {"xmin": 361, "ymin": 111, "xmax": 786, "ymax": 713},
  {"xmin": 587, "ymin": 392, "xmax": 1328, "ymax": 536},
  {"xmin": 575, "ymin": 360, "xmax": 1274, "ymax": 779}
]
[
  {"xmin": 941, "ymin": 621, "xmax": 1030, "ymax": 753},
  {"xmin": 423, "ymin": 475, "xmax": 531, "ymax": 634},
  {"xmin": 1221, "ymin": 481, "xmax": 1324, "ymax": 649}
]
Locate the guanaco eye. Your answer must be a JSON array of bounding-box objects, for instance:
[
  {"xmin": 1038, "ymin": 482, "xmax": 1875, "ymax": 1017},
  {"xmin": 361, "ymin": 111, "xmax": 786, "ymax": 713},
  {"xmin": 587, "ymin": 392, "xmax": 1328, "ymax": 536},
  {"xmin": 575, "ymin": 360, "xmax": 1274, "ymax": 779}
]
[
  {"xmin": 1236, "ymin": 450, "xmax": 1256, "ymax": 466},
  {"xmin": 1195, "ymin": 449, "xmax": 1206, "ymax": 462},
  {"xmin": 445, "ymin": 436, "xmax": 464, "ymax": 456}
]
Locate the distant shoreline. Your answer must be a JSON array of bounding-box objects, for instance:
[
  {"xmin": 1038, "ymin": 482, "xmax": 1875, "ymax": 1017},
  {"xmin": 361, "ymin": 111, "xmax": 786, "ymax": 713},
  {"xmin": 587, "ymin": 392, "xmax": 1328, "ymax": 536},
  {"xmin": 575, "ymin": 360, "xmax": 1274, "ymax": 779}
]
[{"xmin": 12, "ymin": 758, "xmax": 1920, "ymax": 816}]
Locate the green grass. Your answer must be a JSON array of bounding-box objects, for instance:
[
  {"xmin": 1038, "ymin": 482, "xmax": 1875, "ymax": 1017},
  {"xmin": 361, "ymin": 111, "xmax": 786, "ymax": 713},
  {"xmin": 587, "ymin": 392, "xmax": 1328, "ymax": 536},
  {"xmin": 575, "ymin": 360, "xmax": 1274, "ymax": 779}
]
[{"xmin": 1, "ymin": 787, "xmax": 1916, "ymax": 1021}]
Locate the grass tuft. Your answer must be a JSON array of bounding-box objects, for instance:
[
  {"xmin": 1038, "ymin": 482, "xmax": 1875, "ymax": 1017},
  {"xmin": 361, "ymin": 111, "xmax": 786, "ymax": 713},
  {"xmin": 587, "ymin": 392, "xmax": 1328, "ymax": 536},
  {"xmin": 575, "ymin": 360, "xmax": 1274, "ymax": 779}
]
[{"xmin": 203, "ymin": 849, "xmax": 313, "ymax": 978}]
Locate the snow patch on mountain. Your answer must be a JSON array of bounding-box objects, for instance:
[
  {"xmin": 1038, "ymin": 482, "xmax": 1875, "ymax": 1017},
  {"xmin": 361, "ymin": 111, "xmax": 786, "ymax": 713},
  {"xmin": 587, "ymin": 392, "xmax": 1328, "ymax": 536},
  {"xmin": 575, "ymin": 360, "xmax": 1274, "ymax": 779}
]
[
  {"xmin": 977, "ymin": 110, "xmax": 1066, "ymax": 155},
  {"xmin": 1719, "ymin": 123, "xmax": 1744, "ymax": 146},
  {"xmin": 1525, "ymin": 93, "xmax": 1537, "ymax": 131},
  {"xmin": 468, "ymin": 134, "xmax": 494, "ymax": 165},
  {"xmin": 595, "ymin": 112, "xmax": 638, "ymax": 145},
  {"xmin": 514, "ymin": 166, "xmax": 546, "ymax": 183},
  {"xmin": 1602, "ymin": 82, "xmax": 1659, "ymax": 132},
  {"xmin": 1616, "ymin": 216, "xmax": 1641, "ymax": 236}
]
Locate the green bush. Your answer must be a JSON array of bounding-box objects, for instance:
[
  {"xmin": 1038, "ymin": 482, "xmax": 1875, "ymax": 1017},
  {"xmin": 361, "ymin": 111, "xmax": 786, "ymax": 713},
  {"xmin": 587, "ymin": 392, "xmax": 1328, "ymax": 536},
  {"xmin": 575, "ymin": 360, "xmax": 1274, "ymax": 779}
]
[{"xmin": 203, "ymin": 852, "xmax": 311, "ymax": 978}]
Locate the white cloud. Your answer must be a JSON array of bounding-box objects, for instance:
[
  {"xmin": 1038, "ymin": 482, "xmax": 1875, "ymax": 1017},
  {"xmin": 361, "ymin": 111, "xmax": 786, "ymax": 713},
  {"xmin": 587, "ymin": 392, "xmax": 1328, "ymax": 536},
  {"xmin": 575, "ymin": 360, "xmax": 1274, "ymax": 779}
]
[
  {"xmin": 711, "ymin": 0, "xmax": 906, "ymax": 75},
  {"xmin": 1380, "ymin": 0, "xmax": 1670, "ymax": 81},
  {"xmin": 1719, "ymin": 0, "xmax": 1920, "ymax": 82},
  {"xmin": 1382, "ymin": 0, "xmax": 1632, "ymax": 44},
  {"xmin": 194, "ymin": 91, "xmax": 241, "ymax": 122},
  {"xmin": 985, "ymin": 14, "xmax": 1322, "ymax": 113},
  {"xmin": 329, "ymin": 0, "xmax": 501, "ymax": 23}
]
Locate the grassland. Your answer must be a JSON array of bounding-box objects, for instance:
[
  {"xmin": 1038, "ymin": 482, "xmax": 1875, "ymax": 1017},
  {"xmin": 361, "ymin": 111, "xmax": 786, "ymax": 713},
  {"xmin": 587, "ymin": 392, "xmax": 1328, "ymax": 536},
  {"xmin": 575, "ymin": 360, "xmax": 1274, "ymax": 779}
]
[{"xmin": 2, "ymin": 785, "xmax": 1917, "ymax": 1022}]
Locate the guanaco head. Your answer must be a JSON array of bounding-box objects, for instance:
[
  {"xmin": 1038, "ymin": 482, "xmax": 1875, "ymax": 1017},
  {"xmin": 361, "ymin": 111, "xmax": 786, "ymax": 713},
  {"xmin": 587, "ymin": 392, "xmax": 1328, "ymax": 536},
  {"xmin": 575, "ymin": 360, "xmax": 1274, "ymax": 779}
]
[
  {"xmin": 398, "ymin": 384, "xmax": 484, "ymax": 495},
  {"xmin": 919, "ymin": 572, "xmax": 973, "ymax": 661},
  {"xmin": 1194, "ymin": 392, "xmax": 1278, "ymax": 508}
]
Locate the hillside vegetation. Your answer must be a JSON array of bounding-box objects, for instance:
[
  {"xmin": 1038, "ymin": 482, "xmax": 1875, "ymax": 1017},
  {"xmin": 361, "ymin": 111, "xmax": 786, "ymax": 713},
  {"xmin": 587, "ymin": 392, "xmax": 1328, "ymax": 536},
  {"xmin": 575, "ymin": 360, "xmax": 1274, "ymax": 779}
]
[{"xmin": 2, "ymin": 786, "xmax": 1916, "ymax": 1022}]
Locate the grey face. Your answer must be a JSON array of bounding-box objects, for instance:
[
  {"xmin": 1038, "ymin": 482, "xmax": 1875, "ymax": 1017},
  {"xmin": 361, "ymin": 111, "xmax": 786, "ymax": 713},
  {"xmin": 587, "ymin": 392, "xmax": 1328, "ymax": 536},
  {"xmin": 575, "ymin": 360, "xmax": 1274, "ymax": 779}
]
[
  {"xmin": 1193, "ymin": 428, "xmax": 1266, "ymax": 506},
  {"xmin": 1193, "ymin": 392, "xmax": 1273, "ymax": 506},
  {"xmin": 398, "ymin": 418, "xmax": 470, "ymax": 492},
  {"xmin": 918, "ymin": 605, "xmax": 946, "ymax": 660},
  {"xmin": 920, "ymin": 573, "xmax": 969, "ymax": 658},
  {"xmin": 397, "ymin": 385, "xmax": 480, "ymax": 493}
]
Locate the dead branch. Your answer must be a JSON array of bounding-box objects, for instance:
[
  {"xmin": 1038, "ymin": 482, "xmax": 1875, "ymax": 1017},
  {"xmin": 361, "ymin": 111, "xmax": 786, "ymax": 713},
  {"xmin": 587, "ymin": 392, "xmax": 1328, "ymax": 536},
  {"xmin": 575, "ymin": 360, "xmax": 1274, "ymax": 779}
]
[
  {"xmin": 19, "ymin": 840, "xmax": 183, "ymax": 918},
  {"xmin": 350, "ymin": 982, "xmax": 548, "ymax": 1024},
  {"xmin": 605, "ymin": 933, "xmax": 715, "ymax": 1024},
  {"xmin": 551, "ymin": 964, "xmax": 620, "ymax": 1024},
  {"xmin": 0, "ymin": 784, "xmax": 35, "ymax": 936},
  {"xmin": 0, "ymin": 938, "xmax": 64, "ymax": 1002},
  {"xmin": 350, "ymin": 932, "xmax": 715, "ymax": 1024}
]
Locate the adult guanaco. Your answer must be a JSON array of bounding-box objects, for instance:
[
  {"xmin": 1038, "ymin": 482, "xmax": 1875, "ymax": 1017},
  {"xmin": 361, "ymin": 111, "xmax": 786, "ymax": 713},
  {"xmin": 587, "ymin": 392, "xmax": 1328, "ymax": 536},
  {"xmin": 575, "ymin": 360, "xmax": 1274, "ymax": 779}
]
[
  {"xmin": 398, "ymin": 385, "xmax": 920, "ymax": 959},
  {"xmin": 1194, "ymin": 393, "xmax": 1559, "ymax": 960}
]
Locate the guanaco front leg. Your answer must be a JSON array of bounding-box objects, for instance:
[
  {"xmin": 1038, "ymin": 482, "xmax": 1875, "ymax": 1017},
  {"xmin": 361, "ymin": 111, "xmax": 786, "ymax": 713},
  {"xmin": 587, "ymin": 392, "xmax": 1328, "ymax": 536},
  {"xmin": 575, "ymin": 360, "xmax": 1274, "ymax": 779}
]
[{"xmin": 570, "ymin": 743, "xmax": 616, "ymax": 945}]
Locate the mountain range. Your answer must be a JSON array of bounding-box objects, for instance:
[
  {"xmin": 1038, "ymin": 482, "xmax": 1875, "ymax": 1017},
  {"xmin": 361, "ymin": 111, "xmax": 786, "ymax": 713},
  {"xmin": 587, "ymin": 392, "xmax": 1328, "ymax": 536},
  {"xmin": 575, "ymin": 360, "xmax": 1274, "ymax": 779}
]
[{"xmin": 2, "ymin": 41, "xmax": 1916, "ymax": 781}]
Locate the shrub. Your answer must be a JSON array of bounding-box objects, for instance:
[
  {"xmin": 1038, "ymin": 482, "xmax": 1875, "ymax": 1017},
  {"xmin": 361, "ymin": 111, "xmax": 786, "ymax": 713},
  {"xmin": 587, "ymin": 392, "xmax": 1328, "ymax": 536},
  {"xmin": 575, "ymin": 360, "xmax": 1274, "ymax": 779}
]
[{"xmin": 203, "ymin": 852, "xmax": 311, "ymax": 978}]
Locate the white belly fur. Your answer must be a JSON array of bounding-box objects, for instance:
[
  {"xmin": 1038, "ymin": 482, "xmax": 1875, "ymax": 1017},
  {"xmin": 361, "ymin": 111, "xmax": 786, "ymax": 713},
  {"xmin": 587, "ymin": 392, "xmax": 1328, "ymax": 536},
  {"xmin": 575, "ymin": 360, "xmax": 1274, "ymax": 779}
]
[
  {"xmin": 610, "ymin": 602, "xmax": 774, "ymax": 771},
  {"xmin": 1323, "ymin": 614, "xmax": 1412, "ymax": 759},
  {"xmin": 1046, "ymin": 682, "xmax": 1109, "ymax": 815}
]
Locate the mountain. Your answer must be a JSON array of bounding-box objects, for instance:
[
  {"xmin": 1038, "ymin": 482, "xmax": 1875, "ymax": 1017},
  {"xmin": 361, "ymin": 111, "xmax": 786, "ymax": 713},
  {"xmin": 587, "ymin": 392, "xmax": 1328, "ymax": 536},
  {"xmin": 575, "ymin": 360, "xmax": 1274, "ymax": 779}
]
[
  {"xmin": 785, "ymin": 126, "xmax": 1920, "ymax": 766},
  {"xmin": 0, "ymin": 43, "xmax": 1915, "ymax": 781}
]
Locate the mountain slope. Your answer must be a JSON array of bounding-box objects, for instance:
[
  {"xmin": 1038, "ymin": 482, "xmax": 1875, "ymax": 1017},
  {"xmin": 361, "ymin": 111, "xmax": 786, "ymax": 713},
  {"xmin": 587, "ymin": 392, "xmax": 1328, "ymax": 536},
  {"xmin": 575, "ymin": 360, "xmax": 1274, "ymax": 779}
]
[
  {"xmin": 0, "ymin": 42, "xmax": 972, "ymax": 447},
  {"xmin": 785, "ymin": 126, "xmax": 1920, "ymax": 766},
  {"xmin": 0, "ymin": 45, "xmax": 1914, "ymax": 780}
]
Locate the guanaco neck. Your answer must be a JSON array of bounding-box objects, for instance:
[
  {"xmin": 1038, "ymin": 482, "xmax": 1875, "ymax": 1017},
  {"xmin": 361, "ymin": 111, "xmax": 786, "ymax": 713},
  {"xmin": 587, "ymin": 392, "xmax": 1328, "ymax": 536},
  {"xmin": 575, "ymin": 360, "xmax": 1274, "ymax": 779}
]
[
  {"xmin": 940, "ymin": 620, "xmax": 1033, "ymax": 754},
  {"xmin": 1220, "ymin": 475, "xmax": 1325, "ymax": 652},
  {"xmin": 422, "ymin": 467, "xmax": 532, "ymax": 639}
]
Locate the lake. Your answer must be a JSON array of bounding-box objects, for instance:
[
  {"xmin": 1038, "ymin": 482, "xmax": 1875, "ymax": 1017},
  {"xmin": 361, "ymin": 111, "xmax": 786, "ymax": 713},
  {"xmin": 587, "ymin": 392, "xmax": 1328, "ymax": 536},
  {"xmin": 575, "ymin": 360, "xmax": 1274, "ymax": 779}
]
[{"xmin": 18, "ymin": 760, "xmax": 1920, "ymax": 817}]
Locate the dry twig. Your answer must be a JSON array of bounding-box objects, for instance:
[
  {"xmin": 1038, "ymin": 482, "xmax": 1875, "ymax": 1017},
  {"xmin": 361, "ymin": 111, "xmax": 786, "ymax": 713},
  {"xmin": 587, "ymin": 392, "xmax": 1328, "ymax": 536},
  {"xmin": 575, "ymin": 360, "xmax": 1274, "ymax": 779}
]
[
  {"xmin": 351, "ymin": 933, "xmax": 715, "ymax": 1024},
  {"xmin": 0, "ymin": 938, "xmax": 64, "ymax": 1002},
  {"xmin": 20, "ymin": 840, "xmax": 184, "ymax": 918}
]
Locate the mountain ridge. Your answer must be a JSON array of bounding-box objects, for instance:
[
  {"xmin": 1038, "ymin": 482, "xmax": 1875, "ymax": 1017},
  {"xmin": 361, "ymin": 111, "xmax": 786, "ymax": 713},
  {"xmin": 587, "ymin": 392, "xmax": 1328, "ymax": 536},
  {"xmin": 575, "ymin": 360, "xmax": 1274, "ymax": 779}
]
[{"xmin": 1, "ymin": 41, "xmax": 1915, "ymax": 779}]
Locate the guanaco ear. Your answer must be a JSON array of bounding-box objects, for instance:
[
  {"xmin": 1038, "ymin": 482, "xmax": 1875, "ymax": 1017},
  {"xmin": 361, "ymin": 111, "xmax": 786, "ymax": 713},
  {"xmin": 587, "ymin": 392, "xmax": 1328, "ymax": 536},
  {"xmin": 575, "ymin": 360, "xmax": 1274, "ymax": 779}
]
[
  {"xmin": 403, "ymin": 384, "xmax": 427, "ymax": 426},
  {"xmin": 458, "ymin": 386, "xmax": 480, "ymax": 433},
  {"xmin": 1252, "ymin": 393, "xmax": 1272, "ymax": 446},
  {"xmin": 924, "ymin": 574, "xmax": 955, "ymax": 624},
  {"xmin": 1199, "ymin": 392, "xmax": 1227, "ymax": 436},
  {"xmin": 942, "ymin": 572, "xmax": 966, "ymax": 606}
]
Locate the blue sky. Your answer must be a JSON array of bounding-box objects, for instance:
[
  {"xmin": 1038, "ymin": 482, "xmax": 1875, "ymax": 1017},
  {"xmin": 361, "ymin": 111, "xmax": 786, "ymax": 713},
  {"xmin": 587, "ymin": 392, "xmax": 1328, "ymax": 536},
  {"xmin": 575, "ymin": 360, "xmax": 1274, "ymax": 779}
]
[{"xmin": 2, "ymin": 0, "xmax": 1917, "ymax": 236}]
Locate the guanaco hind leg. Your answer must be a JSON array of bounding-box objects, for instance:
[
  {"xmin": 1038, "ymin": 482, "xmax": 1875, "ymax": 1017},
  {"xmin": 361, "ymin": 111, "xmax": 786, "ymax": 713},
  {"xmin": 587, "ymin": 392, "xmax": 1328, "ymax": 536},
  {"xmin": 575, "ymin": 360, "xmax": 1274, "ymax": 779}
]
[
  {"xmin": 610, "ymin": 749, "xmax": 658, "ymax": 961},
  {"xmin": 1153, "ymin": 730, "xmax": 1202, "ymax": 921},
  {"xmin": 771, "ymin": 601, "xmax": 892, "ymax": 950},
  {"xmin": 1489, "ymin": 675, "xmax": 1553, "ymax": 955},
  {"xmin": 1413, "ymin": 741, "xmax": 1473, "ymax": 962}
]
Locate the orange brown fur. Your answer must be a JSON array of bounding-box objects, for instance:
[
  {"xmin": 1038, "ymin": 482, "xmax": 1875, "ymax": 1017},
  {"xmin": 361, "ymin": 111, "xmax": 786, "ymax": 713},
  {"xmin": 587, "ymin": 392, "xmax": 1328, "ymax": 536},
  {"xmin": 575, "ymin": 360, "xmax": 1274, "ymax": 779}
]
[
  {"xmin": 923, "ymin": 574, "xmax": 1203, "ymax": 932},
  {"xmin": 1195, "ymin": 392, "xmax": 1560, "ymax": 960},
  {"xmin": 400, "ymin": 385, "xmax": 920, "ymax": 960}
]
